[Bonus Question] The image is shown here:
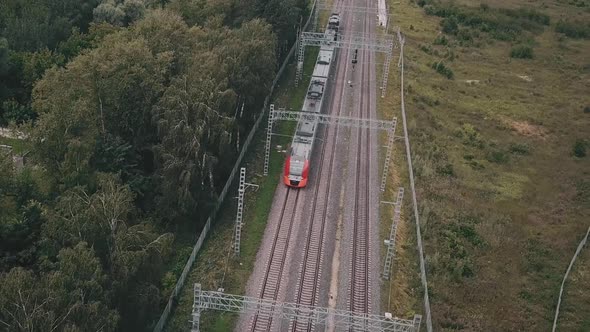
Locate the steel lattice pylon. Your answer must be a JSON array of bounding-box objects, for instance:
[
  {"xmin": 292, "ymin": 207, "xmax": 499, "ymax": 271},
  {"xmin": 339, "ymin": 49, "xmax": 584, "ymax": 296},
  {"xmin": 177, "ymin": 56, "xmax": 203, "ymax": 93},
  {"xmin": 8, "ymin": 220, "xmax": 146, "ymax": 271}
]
[
  {"xmin": 295, "ymin": 29, "xmax": 305, "ymax": 87},
  {"xmin": 383, "ymin": 187, "xmax": 404, "ymax": 280},
  {"xmin": 233, "ymin": 168, "xmax": 246, "ymax": 256},
  {"xmin": 263, "ymin": 104, "xmax": 274, "ymax": 176},
  {"xmin": 380, "ymin": 122, "xmax": 398, "ymax": 192},
  {"xmin": 273, "ymin": 109, "xmax": 396, "ymax": 131},
  {"xmin": 191, "ymin": 284, "xmax": 421, "ymax": 332},
  {"xmin": 262, "ymin": 105, "xmax": 397, "ymax": 175},
  {"xmin": 295, "ymin": 31, "xmax": 397, "ymax": 96}
]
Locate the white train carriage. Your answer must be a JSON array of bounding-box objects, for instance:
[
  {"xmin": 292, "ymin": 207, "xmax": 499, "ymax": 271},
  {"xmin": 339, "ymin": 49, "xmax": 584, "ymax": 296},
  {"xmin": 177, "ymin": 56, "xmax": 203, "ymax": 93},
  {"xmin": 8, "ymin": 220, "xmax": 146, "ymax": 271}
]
[{"xmin": 284, "ymin": 14, "xmax": 340, "ymax": 188}]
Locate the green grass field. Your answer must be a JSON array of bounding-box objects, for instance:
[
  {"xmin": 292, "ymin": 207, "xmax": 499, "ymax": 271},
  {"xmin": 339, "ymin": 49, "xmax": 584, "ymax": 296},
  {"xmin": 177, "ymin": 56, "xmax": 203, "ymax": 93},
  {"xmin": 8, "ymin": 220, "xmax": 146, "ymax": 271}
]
[
  {"xmin": 380, "ymin": 0, "xmax": 590, "ymax": 330},
  {"xmin": 0, "ymin": 136, "xmax": 30, "ymax": 154}
]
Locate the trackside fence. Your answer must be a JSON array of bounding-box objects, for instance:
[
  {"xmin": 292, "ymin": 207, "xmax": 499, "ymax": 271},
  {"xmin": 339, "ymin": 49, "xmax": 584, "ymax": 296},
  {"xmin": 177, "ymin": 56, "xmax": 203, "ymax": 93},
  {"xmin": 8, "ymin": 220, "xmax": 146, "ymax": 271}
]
[
  {"xmin": 398, "ymin": 34, "xmax": 433, "ymax": 332},
  {"xmin": 552, "ymin": 225, "xmax": 590, "ymax": 332},
  {"xmin": 152, "ymin": 2, "xmax": 317, "ymax": 330}
]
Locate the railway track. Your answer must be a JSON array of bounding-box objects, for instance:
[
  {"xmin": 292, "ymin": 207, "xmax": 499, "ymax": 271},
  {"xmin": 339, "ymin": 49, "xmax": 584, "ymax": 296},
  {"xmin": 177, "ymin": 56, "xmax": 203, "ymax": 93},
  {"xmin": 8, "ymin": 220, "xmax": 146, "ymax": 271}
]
[
  {"xmin": 349, "ymin": 0, "xmax": 373, "ymax": 319},
  {"xmin": 288, "ymin": 26, "xmax": 354, "ymax": 332},
  {"xmin": 246, "ymin": 0, "xmax": 380, "ymax": 330},
  {"xmin": 250, "ymin": 189, "xmax": 301, "ymax": 332}
]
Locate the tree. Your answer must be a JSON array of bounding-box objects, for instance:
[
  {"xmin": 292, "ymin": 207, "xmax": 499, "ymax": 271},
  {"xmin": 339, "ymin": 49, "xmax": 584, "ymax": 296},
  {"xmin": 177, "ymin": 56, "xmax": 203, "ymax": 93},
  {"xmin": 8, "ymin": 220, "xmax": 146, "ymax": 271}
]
[
  {"xmin": 41, "ymin": 173, "xmax": 134, "ymax": 258},
  {"xmin": 153, "ymin": 71, "xmax": 236, "ymax": 219},
  {"xmin": 46, "ymin": 242, "xmax": 119, "ymax": 331},
  {"xmin": 31, "ymin": 31, "xmax": 172, "ymax": 186},
  {"xmin": 0, "ymin": 243, "xmax": 118, "ymax": 332},
  {"xmin": 93, "ymin": 0, "xmax": 155, "ymax": 26}
]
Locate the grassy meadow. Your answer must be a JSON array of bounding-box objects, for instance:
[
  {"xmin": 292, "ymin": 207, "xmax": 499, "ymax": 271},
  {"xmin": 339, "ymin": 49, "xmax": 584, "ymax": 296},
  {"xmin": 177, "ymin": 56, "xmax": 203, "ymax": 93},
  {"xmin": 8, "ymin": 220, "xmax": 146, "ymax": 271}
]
[{"xmin": 379, "ymin": 0, "xmax": 590, "ymax": 330}]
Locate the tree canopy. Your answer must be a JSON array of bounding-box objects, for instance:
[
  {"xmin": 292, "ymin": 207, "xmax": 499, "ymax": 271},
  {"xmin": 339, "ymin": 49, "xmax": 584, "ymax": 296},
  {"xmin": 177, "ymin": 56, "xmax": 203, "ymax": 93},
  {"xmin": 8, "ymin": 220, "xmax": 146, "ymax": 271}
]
[{"xmin": 1, "ymin": 0, "xmax": 304, "ymax": 330}]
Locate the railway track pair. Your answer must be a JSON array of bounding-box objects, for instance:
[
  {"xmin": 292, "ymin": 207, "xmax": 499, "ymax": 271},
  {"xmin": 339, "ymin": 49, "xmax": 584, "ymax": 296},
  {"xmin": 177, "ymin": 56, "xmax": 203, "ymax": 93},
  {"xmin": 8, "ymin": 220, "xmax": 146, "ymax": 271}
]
[{"xmin": 249, "ymin": 0, "xmax": 378, "ymax": 330}]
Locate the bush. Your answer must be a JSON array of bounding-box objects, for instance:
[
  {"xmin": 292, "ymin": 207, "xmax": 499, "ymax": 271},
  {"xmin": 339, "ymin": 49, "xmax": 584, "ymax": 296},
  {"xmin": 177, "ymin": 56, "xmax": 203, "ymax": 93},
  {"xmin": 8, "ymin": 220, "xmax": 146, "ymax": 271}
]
[
  {"xmin": 441, "ymin": 17, "xmax": 459, "ymax": 34},
  {"xmin": 1, "ymin": 100, "xmax": 36, "ymax": 124},
  {"xmin": 487, "ymin": 150, "xmax": 510, "ymax": 163},
  {"xmin": 457, "ymin": 124, "xmax": 484, "ymax": 148},
  {"xmin": 556, "ymin": 20, "xmax": 590, "ymax": 39},
  {"xmin": 573, "ymin": 139, "xmax": 587, "ymax": 158},
  {"xmin": 433, "ymin": 35, "xmax": 449, "ymax": 45},
  {"xmin": 437, "ymin": 163, "xmax": 455, "ymax": 177},
  {"xmin": 509, "ymin": 143, "xmax": 531, "ymax": 155},
  {"xmin": 431, "ymin": 61, "xmax": 454, "ymax": 79},
  {"xmin": 424, "ymin": 2, "xmax": 549, "ymax": 41},
  {"xmin": 510, "ymin": 45, "xmax": 534, "ymax": 59}
]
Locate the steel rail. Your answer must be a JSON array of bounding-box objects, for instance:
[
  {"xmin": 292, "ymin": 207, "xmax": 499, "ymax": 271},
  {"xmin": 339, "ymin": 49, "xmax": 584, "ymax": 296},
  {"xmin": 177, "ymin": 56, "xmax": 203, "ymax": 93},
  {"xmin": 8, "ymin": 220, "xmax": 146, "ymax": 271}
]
[
  {"xmin": 349, "ymin": 1, "xmax": 372, "ymax": 321},
  {"xmin": 250, "ymin": 189, "xmax": 301, "ymax": 331},
  {"xmin": 289, "ymin": 6, "xmax": 355, "ymax": 330}
]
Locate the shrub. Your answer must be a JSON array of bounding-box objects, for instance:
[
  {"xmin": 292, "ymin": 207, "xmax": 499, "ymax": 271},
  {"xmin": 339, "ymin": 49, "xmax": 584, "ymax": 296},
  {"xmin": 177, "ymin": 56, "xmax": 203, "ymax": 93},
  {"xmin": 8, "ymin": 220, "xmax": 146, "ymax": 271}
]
[
  {"xmin": 501, "ymin": 8, "xmax": 550, "ymax": 26},
  {"xmin": 424, "ymin": 2, "xmax": 549, "ymax": 41},
  {"xmin": 437, "ymin": 163, "xmax": 455, "ymax": 177},
  {"xmin": 433, "ymin": 35, "xmax": 448, "ymax": 45},
  {"xmin": 457, "ymin": 28, "xmax": 473, "ymax": 42},
  {"xmin": 1, "ymin": 100, "xmax": 36, "ymax": 124},
  {"xmin": 487, "ymin": 150, "xmax": 510, "ymax": 163},
  {"xmin": 556, "ymin": 20, "xmax": 590, "ymax": 39},
  {"xmin": 584, "ymin": 106, "xmax": 590, "ymax": 113},
  {"xmin": 457, "ymin": 124, "xmax": 484, "ymax": 148},
  {"xmin": 510, "ymin": 45, "xmax": 534, "ymax": 59},
  {"xmin": 441, "ymin": 17, "xmax": 459, "ymax": 34},
  {"xmin": 431, "ymin": 61, "xmax": 454, "ymax": 79},
  {"xmin": 573, "ymin": 139, "xmax": 587, "ymax": 157},
  {"xmin": 419, "ymin": 44, "xmax": 433, "ymax": 54},
  {"xmin": 509, "ymin": 143, "xmax": 531, "ymax": 155}
]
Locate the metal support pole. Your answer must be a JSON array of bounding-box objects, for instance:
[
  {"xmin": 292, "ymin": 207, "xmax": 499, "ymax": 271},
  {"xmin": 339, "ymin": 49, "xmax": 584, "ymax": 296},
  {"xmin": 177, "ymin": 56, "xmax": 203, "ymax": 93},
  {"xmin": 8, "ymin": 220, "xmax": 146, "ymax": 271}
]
[
  {"xmin": 380, "ymin": 124, "xmax": 397, "ymax": 192},
  {"xmin": 263, "ymin": 104, "xmax": 274, "ymax": 176},
  {"xmin": 381, "ymin": 43, "xmax": 393, "ymax": 98},
  {"xmin": 383, "ymin": 187, "xmax": 404, "ymax": 280},
  {"xmin": 233, "ymin": 168, "xmax": 246, "ymax": 256},
  {"xmin": 191, "ymin": 284, "xmax": 202, "ymax": 332}
]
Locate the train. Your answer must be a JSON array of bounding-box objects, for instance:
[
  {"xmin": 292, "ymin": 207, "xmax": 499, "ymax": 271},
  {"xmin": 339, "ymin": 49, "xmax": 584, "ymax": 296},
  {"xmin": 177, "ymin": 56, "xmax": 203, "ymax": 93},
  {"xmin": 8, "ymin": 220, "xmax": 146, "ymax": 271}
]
[{"xmin": 283, "ymin": 13, "xmax": 340, "ymax": 188}]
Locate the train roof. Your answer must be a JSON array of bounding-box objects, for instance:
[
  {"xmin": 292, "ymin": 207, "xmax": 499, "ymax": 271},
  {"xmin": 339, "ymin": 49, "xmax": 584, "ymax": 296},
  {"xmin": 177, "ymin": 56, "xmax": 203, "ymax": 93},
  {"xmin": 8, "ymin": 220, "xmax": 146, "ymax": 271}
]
[
  {"xmin": 329, "ymin": 14, "xmax": 340, "ymax": 22},
  {"xmin": 291, "ymin": 140, "xmax": 312, "ymax": 159},
  {"xmin": 302, "ymin": 77, "xmax": 327, "ymax": 113},
  {"xmin": 297, "ymin": 121, "xmax": 316, "ymax": 136},
  {"xmin": 313, "ymin": 62, "xmax": 330, "ymax": 78},
  {"xmin": 312, "ymin": 50, "xmax": 333, "ymax": 78}
]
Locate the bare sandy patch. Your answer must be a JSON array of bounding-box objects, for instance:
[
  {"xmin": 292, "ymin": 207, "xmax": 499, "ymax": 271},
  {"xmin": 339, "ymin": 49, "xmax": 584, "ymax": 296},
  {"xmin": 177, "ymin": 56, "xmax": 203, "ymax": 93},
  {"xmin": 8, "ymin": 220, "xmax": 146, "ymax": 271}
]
[{"xmin": 501, "ymin": 117, "xmax": 548, "ymax": 139}]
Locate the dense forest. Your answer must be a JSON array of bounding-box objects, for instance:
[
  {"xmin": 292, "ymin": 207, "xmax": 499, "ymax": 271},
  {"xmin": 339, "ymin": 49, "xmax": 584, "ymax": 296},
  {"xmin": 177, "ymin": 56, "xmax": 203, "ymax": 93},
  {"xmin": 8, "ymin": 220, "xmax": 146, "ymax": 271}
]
[{"xmin": 0, "ymin": 0, "xmax": 306, "ymax": 330}]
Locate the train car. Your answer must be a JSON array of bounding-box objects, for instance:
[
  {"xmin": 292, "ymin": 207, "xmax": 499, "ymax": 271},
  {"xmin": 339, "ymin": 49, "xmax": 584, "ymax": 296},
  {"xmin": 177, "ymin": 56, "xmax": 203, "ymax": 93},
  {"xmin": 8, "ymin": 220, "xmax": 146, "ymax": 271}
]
[{"xmin": 284, "ymin": 14, "xmax": 340, "ymax": 188}]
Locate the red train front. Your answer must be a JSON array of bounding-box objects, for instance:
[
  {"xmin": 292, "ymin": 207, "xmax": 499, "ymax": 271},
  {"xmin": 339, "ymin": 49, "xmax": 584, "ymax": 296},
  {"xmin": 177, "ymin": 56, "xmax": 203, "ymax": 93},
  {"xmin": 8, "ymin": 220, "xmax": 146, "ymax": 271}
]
[{"xmin": 284, "ymin": 153, "xmax": 310, "ymax": 188}]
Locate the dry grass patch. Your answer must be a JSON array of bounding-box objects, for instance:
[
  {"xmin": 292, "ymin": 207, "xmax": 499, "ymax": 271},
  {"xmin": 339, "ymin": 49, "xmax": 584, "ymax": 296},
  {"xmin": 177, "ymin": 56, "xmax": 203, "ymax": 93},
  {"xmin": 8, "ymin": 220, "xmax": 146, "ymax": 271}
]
[{"xmin": 387, "ymin": 0, "xmax": 590, "ymax": 330}]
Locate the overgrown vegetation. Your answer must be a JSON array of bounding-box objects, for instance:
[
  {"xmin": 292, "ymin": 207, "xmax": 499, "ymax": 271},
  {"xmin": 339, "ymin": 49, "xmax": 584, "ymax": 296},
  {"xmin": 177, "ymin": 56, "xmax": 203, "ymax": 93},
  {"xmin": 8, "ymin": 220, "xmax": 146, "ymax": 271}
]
[
  {"xmin": 0, "ymin": 0, "xmax": 307, "ymax": 331},
  {"xmin": 510, "ymin": 45, "xmax": 534, "ymax": 59},
  {"xmin": 387, "ymin": 0, "xmax": 590, "ymax": 330},
  {"xmin": 166, "ymin": 44, "xmax": 320, "ymax": 332},
  {"xmin": 555, "ymin": 19, "xmax": 590, "ymax": 39},
  {"xmin": 418, "ymin": 0, "xmax": 550, "ymax": 41},
  {"xmin": 431, "ymin": 61, "xmax": 454, "ymax": 79}
]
